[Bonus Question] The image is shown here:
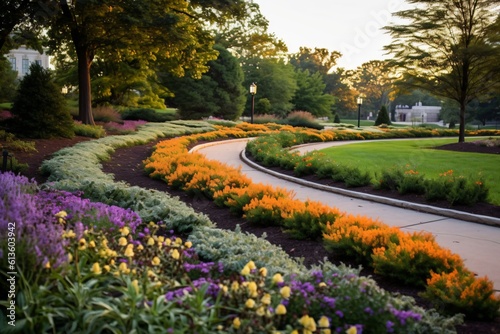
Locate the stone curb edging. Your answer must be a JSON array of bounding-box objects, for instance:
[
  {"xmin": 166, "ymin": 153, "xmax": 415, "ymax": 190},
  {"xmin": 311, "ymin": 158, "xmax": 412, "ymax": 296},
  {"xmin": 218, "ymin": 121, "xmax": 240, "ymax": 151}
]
[{"xmin": 239, "ymin": 149, "xmax": 500, "ymax": 228}]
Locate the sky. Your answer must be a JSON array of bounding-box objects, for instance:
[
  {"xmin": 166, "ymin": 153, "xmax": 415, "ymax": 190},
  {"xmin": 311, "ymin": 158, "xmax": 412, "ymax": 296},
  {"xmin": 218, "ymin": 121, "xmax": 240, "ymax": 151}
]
[{"xmin": 253, "ymin": 0, "xmax": 409, "ymax": 70}]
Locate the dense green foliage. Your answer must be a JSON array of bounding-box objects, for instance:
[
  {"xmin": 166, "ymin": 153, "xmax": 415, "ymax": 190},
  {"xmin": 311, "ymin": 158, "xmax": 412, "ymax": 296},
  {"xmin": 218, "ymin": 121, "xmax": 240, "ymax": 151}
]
[
  {"xmin": 375, "ymin": 105, "xmax": 391, "ymax": 126},
  {"xmin": 167, "ymin": 45, "xmax": 246, "ymax": 121},
  {"xmin": 10, "ymin": 63, "xmax": 74, "ymax": 138}
]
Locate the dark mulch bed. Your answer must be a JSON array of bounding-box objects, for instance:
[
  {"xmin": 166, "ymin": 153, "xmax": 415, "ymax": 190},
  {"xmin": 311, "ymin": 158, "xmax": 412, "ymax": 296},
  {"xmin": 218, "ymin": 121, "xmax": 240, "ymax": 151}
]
[{"xmin": 7, "ymin": 137, "xmax": 500, "ymax": 333}]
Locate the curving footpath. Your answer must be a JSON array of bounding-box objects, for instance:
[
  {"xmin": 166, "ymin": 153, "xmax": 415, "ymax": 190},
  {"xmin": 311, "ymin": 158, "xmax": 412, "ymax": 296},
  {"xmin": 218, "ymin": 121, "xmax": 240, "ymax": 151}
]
[{"xmin": 194, "ymin": 139, "xmax": 500, "ymax": 292}]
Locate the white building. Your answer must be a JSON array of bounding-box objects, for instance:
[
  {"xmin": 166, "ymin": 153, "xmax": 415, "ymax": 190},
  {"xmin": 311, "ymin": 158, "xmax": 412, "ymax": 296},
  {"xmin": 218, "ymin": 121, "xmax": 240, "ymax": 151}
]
[
  {"xmin": 395, "ymin": 102, "xmax": 441, "ymax": 123},
  {"xmin": 5, "ymin": 45, "xmax": 51, "ymax": 78}
]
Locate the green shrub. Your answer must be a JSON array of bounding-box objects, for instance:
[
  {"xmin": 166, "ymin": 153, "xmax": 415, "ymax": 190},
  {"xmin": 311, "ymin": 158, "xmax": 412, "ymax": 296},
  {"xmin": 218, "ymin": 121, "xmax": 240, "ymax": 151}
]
[
  {"xmin": 10, "ymin": 63, "xmax": 74, "ymax": 138},
  {"xmin": 375, "ymin": 105, "xmax": 391, "ymax": 126},
  {"xmin": 283, "ymin": 111, "xmax": 324, "ymax": 130},
  {"xmin": 342, "ymin": 165, "xmax": 372, "ymax": 187},
  {"xmin": 73, "ymin": 122, "xmax": 107, "ymax": 138},
  {"xmin": 93, "ymin": 105, "xmax": 122, "ymax": 123},
  {"xmin": 121, "ymin": 108, "xmax": 177, "ymax": 122}
]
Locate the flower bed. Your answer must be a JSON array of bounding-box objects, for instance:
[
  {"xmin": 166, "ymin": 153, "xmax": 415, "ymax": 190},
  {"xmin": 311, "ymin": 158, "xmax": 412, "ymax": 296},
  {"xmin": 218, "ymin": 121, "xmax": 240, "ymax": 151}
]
[
  {"xmin": 0, "ymin": 173, "xmax": 462, "ymax": 333},
  {"xmin": 3, "ymin": 120, "xmax": 496, "ymax": 331},
  {"xmin": 145, "ymin": 124, "xmax": 500, "ymax": 321}
]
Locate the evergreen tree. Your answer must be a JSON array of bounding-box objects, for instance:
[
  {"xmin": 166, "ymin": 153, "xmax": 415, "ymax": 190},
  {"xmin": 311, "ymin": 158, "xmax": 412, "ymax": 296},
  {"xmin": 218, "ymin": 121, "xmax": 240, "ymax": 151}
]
[
  {"xmin": 375, "ymin": 105, "xmax": 391, "ymax": 126},
  {"xmin": 10, "ymin": 63, "xmax": 74, "ymax": 138}
]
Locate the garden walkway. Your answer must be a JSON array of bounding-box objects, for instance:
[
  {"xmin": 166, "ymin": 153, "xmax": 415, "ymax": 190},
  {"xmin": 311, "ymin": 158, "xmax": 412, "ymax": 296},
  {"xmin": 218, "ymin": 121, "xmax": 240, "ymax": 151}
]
[{"xmin": 194, "ymin": 139, "xmax": 500, "ymax": 293}]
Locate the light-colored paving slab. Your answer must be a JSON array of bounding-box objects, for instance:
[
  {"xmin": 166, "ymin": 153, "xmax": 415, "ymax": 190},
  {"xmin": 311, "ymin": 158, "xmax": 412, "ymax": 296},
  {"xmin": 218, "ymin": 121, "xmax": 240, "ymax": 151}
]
[{"xmin": 194, "ymin": 139, "xmax": 500, "ymax": 291}]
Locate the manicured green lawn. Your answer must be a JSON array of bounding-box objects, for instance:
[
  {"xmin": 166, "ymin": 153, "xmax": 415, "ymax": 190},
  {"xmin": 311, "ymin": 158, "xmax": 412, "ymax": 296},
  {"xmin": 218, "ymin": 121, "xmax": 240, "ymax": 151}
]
[{"xmin": 320, "ymin": 137, "xmax": 500, "ymax": 205}]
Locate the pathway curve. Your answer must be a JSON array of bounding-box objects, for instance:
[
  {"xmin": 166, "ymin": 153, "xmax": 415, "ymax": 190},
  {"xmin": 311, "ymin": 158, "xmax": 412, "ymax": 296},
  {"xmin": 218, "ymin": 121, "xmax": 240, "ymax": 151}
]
[{"xmin": 194, "ymin": 139, "xmax": 500, "ymax": 292}]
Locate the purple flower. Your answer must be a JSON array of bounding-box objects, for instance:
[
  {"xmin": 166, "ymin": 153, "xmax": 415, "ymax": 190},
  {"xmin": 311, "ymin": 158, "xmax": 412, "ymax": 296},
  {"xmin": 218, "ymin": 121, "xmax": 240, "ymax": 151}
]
[{"xmin": 386, "ymin": 320, "xmax": 395, "ymax": 333}]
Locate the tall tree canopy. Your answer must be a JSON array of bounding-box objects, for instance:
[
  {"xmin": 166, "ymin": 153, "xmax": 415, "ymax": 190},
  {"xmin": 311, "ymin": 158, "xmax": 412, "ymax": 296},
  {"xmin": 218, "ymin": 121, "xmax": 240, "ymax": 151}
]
[
  {"xmin": 385, "ymin": 0, "xmax": 500, "ymax": 142},
  {"xmin": 46, "ymin": 0, "xmax": 248, "ymax": 124},
  {"xmin": 347, "ymin": 60, "xmax": 395, "ymax": 113},
  {"xmin": 166, "ymin": 44, "xmax": 246, "ymax": 121},
  {"xmin": 292, "ymin": 69, "xmax": 335, "ymax": 117},
  {"xmin": 289, "ymin": 47, "xmax": 342, "ymax": 76},
  {"xmin": 242, "ymin": 57, "xmax": 297, "ymax": 117}
]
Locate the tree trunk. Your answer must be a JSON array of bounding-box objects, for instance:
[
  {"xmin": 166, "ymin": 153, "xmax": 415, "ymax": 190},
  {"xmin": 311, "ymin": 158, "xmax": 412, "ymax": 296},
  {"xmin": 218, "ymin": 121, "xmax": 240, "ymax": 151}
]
[
  {"xmin": 459, "ymin": 101, "xmax": 466, "ymax": 143},
  {"xmin": 76, "ymin": 46, "xmax": 95, "ymax": 125}
]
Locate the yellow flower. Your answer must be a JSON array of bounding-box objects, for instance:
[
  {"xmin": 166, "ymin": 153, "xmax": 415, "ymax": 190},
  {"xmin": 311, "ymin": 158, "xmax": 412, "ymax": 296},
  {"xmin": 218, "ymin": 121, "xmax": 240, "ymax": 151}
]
[
  {"xmin": 275, "ymin": 304, "xmax": 287, "ymax": 315},
  {"xmin": 231, "ymin": 281, "xmax": 240, "ymax": 291},
  {"xmin": 280, "ymin": 286, "xmax": 291, "ymax": 299},
  {"xmin": 170, "ymin": 249, "xmax": 180, "ymax": 260},
  {"xmin": 261, "ymin": 293, "xmax": 271, "ymax": 305},
  {"xmin": 256, "ymin": 306, "xmax": 266, "ymax": 316},
  {"xmin": 119, "ymin": 262, "xmax": 129, "ymax": 274},
  {"xmin": 240, "ymin": 265, "xmax": 250, "ymax": 276},
  {"xmin": 124, "ymin": 244, "xmax": 134, "ymax": 257},
  {"xmin": 55, "ymin": 210, "xmax": 67, "ymax": 224},
  {"xmin": 233, "ymin": 317, "xmax": 241, "ymax": 329},
  {"xmin": 131, "ymin": 279, "xmax": 139, "ymax": 294},
  {"xmin": 175, "ymin": 237, "xmax": 182, "ymax": 245},
  {"xmin": 184, "ymin": 241, "xmax": 192, "ymax": 248},
  {"xmin": 62, "ymin": 230, "xmax": 76, "ymax": 239},
  {"xmin": 219, "ymin": 284, "xmax": 228, "ymax": 295},
  {"xmin": 103, "ymin": 265, "xmax": 111, "ymax": 272},
  {"xmin": 152, "ymin": 256, "xmax": 161, "ymax": 266},
  {"xmin": 44, "ymin": 261, "xmax": 51, "ymax": 269},
  {"xmin": 247, "ymin": 281, "xmax": 258, "ymax": 297},
  {"xmin": 259, "ymin": 267, "xmax": 268, "ymax": 277},
  {"xmin": 92, "ymin": 262, "xmax": 102, "ymax": 275},
  {"xmin": 68, "ymin": 253, "xmax": 73, "ymax": 263},
  {"xmin": 118, "ymin": 237, "xmax": 128, "ymax": 246},
  {"xmin": 120, "ymin": 226, "xmax": 130, "ymax": 236},
  {"xmin": 164, "ymin": 238, "xmax": 172, "ymax": 246},
  {"xmin": 346, "ymin": 326, "xmax": 357, "ymax": 334},
  {"xmin": 299, "ymin": 315, "xmax": 316, "ymax": 332},
  {"xmin": 318, "ymin": 282, "xmax": 327, "ymax": 288},
  {"xmin": 88, "ymin": 240, "xmax": 96, "ymax": 248},
  {"xmin": 245, "ymin": 298, "xmax": 255, "ymax": 309},
  {"xmin": 137, "ymin": 244, "xmax": 144, "ymax": 251},
  {"xmin": 78, "ymin": 238, "xmax": 87, "ymax": 250},
  {"xmin": 319, "ymin": 316, "xmax": 330, "ymax": 330},
  {"xmin": 246, "ymin": 260, "xmax": 256, "ymax": 270},
  {"xmin": 157, "ymin": 236, "xmax": 165, "ymax": 243},
  {"xmin": 272, "ymin": 273, "xmax": 284, "ymax": 284},
  {"xmin": 147, "ymin": 269, "xmax": 155, "ymax": 277},
  {"xmin": 147, "ymin": 237, "xmax": 155, "ymax": 246}
]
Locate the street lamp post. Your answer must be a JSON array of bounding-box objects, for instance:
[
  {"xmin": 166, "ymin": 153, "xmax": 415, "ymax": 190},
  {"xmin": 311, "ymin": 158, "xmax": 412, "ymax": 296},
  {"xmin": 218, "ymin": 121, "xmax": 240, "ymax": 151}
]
[
  {"xmin": 249, "ymin": 83, "xmax": 257, "ymax": 123},
  {"xmin": 357, "ymin": 96, "xmax": 363, "ymax": 128}
]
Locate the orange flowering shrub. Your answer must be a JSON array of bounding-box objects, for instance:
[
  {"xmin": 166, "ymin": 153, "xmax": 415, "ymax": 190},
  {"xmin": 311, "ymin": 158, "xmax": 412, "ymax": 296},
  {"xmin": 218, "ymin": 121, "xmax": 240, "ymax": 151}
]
[
  {"xmin": 422, "ymin": 269, "xmax": 500, "ymax": 320},
  {"xmin": 242, "ymin": 195, "xmax": 298, "ymax": 226},
  {"xmin": 282, "ymin": 200, "xmax": 340, "ymax": 240},
  {"xmin": 371, "ymin": 236, "xmax": 464, "ymax": 287},
  {"xmin": 323, "ymin": 215, "xmax": 404, "ymax": 263}
]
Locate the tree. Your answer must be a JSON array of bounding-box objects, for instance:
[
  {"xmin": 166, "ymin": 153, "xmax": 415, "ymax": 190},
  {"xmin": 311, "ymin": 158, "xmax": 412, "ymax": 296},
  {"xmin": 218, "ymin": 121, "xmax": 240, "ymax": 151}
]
[
  {"xmin": 166, "ymin": 45, "xmax": 246, "ymax": 120},
  {"xmin": 0, "ymin": 57, "xmax": 18, "ymax": 102},
  {"xmin": 289, "ymin": 47, "xmax": 342, "ymax": 76},
  {"xmin": 47, "ymin": 0, "xmax": 248, "ymax": 125},
  {"xmin": 347, "ymin": 60, "xmax": 395, "ymax": 114},
  {"xmin": 242, "ymin": 57, "xmax": 297, "ymax": 117},
  {"xmin": 0, "ymin": 0, "xmax": 56, "ymax": 53},
  {"xmin": 10, "ymin": 63, "xmax": 74, "ymax": 138},
  {"xmin": 374, "ymin": 105, "xmax": 391, "ymax": 126},
  {"xmin": 215, "ymin": 2, "xmax": 287, "ymax": 59},
  {"xmin": 292, "ymin": 69, "xmax": 335, "ymax": 117},
  {"xmin": 385, "ymin": 0, "xmax": 500, "ymax": 142},
  {"xmin": 324, "ymin": 68, "xmax": 359, "ymax": 117}
]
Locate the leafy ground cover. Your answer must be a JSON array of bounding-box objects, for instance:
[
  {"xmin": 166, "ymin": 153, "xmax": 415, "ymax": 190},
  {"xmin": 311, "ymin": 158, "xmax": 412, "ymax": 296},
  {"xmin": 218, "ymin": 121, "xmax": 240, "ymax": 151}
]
[{"xmin": 2, "ymin": 122, "xmax": 500, "ymax": 333}]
